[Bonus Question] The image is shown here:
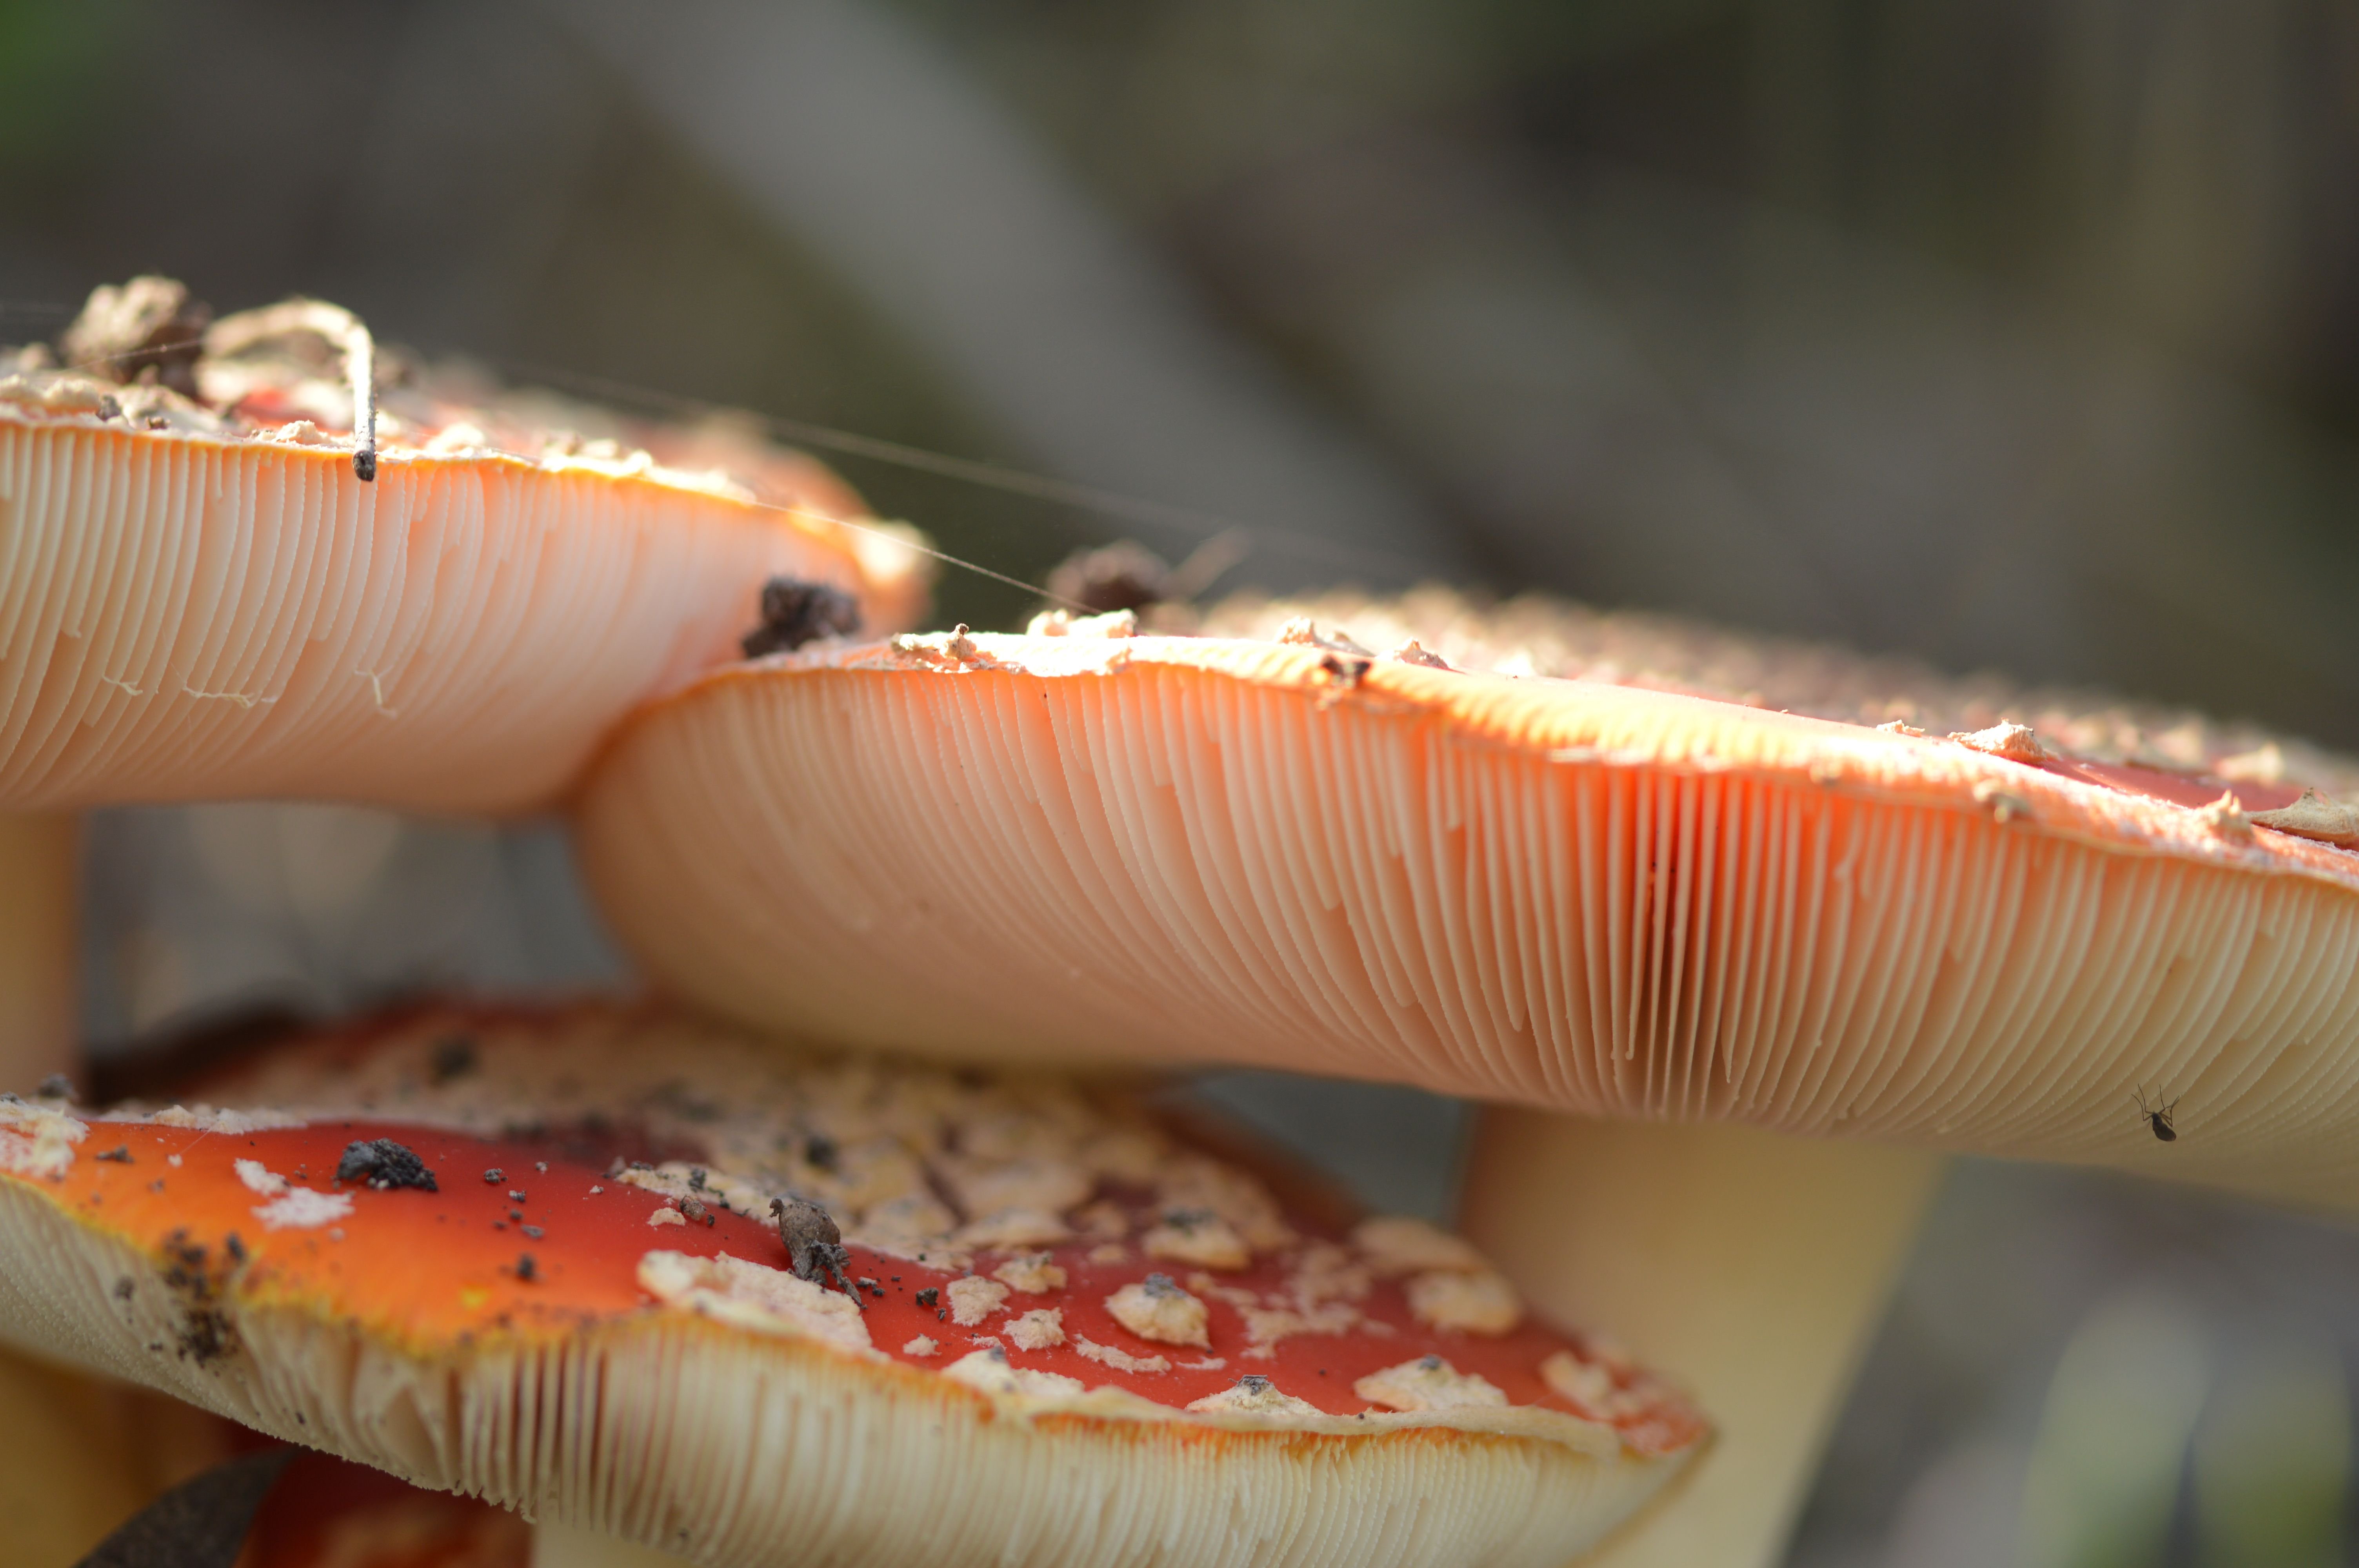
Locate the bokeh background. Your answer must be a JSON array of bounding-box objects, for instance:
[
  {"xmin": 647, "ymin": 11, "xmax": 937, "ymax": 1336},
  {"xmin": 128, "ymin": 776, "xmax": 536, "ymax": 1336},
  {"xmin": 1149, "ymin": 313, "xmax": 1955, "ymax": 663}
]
[{"xmin": 9, "ymin": 1, "xmax": 2359, "ymax": 1562}]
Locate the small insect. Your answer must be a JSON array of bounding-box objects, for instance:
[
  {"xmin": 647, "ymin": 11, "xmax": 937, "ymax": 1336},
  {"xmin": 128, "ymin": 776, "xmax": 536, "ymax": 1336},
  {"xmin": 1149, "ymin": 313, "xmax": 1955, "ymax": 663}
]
[
  {"xmin": 2132, "ymin": 1086, "xmax": 2180, "ymax": 1142},
  {"xmin": 772, "ymin": 1196, "xmax": 864, "ymax": 1308}
]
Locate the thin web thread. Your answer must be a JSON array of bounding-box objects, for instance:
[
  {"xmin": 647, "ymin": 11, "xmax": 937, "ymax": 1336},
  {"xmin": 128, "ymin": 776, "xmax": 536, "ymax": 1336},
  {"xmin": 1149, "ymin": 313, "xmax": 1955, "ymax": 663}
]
[
  {"xmin": 5, "ymin": 303, "xmax": 1436, "ymax": 603},
  {"xmin": 773, "ymin": 503, "xmax": 1093, "ymax": 612},
  {"xmin": 12, "ymin": 320, "xmax": 1094, "ymax": 608},
  {"xmin": 504, "ymin": 360, "xmax": 1437, "ymax": 581}
]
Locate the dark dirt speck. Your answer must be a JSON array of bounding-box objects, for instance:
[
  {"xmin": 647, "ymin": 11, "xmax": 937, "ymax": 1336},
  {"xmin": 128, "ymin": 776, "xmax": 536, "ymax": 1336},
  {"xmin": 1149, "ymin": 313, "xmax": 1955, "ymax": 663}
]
[
  {"xmin": 429, "ymin": 1036, "xmax": 479, "ymax": 1085},
  {"xmin": 159, "ymin": 1231, "xmax": 234, "ymax": 1365},
  {"xmin": 741, "ymin": 577, "xmax": 861, "ymax": 658},
  {"xmin": 336, "ymin": 1139, "xmax": 437, "ymax": 1192}
]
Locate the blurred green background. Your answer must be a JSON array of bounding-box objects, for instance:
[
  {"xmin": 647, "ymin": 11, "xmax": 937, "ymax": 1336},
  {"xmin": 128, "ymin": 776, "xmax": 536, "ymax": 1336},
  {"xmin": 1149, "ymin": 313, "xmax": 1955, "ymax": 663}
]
[{"xmin": 11, "ymin": 2, "xmax": 2359, "ymax": 1562}]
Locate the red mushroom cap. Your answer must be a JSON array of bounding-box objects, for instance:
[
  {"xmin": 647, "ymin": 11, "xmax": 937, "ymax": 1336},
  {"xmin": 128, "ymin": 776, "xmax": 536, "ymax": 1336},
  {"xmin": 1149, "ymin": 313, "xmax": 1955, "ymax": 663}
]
[{"xmin": 0, "ymin": 1004, "xmax": 1702, "ymax": 1568}]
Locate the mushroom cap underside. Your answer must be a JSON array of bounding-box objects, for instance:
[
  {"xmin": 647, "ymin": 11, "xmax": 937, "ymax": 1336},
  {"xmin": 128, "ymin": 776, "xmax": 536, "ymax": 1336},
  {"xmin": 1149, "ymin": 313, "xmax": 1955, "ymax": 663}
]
[
  {"xmin": 0, "ymin": 350, "xmax": 923, "ymax": 815},
  {"xmin": 578, "ymin": 632, "xmax": 2359, "ymax": 1210},
  {"xmin": 0, "ymin": 1004, "xmax": 1697, "ymax": 1568}
]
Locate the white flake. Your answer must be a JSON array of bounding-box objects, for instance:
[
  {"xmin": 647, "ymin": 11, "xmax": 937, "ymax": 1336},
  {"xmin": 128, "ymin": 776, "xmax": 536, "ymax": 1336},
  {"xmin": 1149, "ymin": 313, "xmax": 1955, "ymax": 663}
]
[
  {"xmin": 254, "ymin": 1188, "xmax": 354, "ymax": 1231},
  {"xmin": 233, "ymin": 1159, "xmax": 288, "ymax": 1197},
  {"xmin": 638, "ymin": 1251, "xmax": 871, "ymax": 1353},
  {"xmin": 1074, "ymin": 1338, "xmax": 1171, "ymax": 1375},
  {"xmin": 945, "ymin": 1276, "xmax": 1011, "ymax": 1327},
  {"xmin": 1105, "ymin": 1276, "xmax": 1210, "ymax": 1348},
  {"xmin": 1186, "ymin": 1375, "xmax": 1320, "ymax": 1418},
  {"xmin": 942, "ymin": 1347, "xmax": 1083, "ymax": 1400},
  {"xmin": 1354, "ymin": 1356, "xmax": 1507, "ymax": 1413}
]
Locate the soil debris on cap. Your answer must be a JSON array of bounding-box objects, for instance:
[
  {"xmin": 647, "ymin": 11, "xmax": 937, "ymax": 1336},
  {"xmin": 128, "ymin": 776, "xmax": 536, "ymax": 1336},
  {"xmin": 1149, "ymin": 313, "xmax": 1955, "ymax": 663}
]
[
  {"xmin": 430, "ymin": 1036, "xmax": 479, "ymax": 1084},
  {"xmin": 1045, "ymin": 541, "xmax": 1171, "ymax": 616},
  {"xmin": 742, "ymin": 577, "xmax": 863, "ymax": 658},
  {"xmin": 57, "ymin": 276, "xmax": 210, "ymax": 396},
  {"xmin": 335, "ymin": 1138, "xmax": 437, "ymax": 1192},
  {"xmin": 158, "ymin": 1230, "xmax": 236, "ymax": 1365}
]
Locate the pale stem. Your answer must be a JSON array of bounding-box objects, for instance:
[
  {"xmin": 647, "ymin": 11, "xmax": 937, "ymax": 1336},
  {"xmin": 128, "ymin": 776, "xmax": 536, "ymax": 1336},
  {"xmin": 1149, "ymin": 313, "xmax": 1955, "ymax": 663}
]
[
  {"xmin": 0, "ymin": 810, "xmax": 228, "ymax": 1566},
  {"xmin": 0, "ymin": 811, "xmax": 77, "ymax": 1091},
  {"xmin": 534, "ymin": 1521, "xmax": 700, "ymax": 1567},
  {"xmin": 0, "ymin": 1351, "xmax": 151, "ymax": 1568},
  {"xmin": 1458, "ymin": 1111, "xmax": 1942, "ymax": 1568}
]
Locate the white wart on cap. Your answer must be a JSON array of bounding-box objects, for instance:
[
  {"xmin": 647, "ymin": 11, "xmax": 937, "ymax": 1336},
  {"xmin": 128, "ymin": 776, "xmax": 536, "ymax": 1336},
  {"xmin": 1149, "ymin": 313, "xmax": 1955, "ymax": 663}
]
[{"xmin": 0, "ymin": 1004, "xmax": 1702, "ymax": 1568}]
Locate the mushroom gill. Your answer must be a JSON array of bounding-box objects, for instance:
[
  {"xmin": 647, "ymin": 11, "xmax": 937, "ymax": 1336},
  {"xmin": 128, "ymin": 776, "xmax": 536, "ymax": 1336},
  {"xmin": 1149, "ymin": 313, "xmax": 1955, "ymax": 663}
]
[
  {"xmin": 576, "ymin": 610, "xmax": 2359, "ymax": 1568},
  {"xmin": 578, "ymin": 630, "xmax": 2359, "ymax": 1208}
]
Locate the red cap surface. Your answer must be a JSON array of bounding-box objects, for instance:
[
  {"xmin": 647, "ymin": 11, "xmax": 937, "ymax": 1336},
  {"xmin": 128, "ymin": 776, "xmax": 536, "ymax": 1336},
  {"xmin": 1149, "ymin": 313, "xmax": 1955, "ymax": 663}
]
[{"xmin": 0, "ymin": 1004, "xmax": 1701, "ymax": 1568}]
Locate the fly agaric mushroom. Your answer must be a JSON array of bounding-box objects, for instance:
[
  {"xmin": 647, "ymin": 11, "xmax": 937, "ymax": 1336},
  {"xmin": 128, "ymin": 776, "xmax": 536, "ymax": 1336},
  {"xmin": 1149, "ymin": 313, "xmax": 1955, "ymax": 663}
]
[
  {"xmin": 0, "ymin": 1003, "xmax": 1704, "ymax": 1568},
  {"xmin": 0, "ymin": 278, "xmax": 927, "ymax": 1561},
  {"xmin": 574, "ymin": 607, "xmax": 2359, "ymax": 1567},
  {"xmin": 0, "ymin": 276, "xmax": 925, "ymax": 1089},
  {"xmin": 0, "ymin": 278, "xmax": 923, "ymax": 817},
  {"xmin": 1190, "ymin": 584, "xmax": 2359, "ymax": 1566}
]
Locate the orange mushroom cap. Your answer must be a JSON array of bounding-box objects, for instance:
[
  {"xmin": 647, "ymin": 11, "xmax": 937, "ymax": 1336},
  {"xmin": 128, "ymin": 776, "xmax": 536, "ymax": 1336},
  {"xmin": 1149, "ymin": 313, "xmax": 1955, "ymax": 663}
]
[
  {"xmin": 0, "ymin": 1004, "xmax": 1700, "ymax": 1568},
  {"xmin": 577, "ymin": 624, "xmax": 2359, "ymax": 1209},
  {"xmin": 1189, "ymin": 585, "xmax": 2357, "ymax": 795},
  {"xmin": 0, "ymin": 282, "xmax": 927, "ymax": 815}
]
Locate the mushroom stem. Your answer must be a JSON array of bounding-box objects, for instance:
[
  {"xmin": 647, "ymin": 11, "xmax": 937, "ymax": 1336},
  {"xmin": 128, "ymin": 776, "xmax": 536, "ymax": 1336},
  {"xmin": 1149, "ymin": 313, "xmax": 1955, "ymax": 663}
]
[
  {"xmin": 0, "ymin": 810, "xmax": 233, "ymax": 1568},
  {"xmin": 0, "ymin": 811, "xmax": 76, "ymax": 1091},
  {"xmin": 0, "ymin": 1352, "xmax": 151, "ymax": 1568},
  {"xmin": 1458, "ymin": 1112, "xmax": 1941, "ymax": 1568},
  {"xmin": 533, "ymin": 1521, "xmax": 698, "ymax": 1567}
]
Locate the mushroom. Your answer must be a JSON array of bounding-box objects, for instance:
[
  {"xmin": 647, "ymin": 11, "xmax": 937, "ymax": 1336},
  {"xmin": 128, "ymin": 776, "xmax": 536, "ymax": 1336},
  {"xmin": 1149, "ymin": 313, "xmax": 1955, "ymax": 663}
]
[
  {"xmin": 0, "ymin": 277, "xmax": 927, "ymax": 1559},
  {"xmin": 572, "ymin": 612, "xmax": 2359, "ymax": 1566},
  {"xmin": 0, "ymin": 1003, "xmax": 1705, "ymax": 1567},
  {"xmin": 0, "ymin": 277, "xmax": 926, "ymax": 1083},
  {"xmin": 0, "ymin": 278, "xmax": 923, "ymax": 819}
]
